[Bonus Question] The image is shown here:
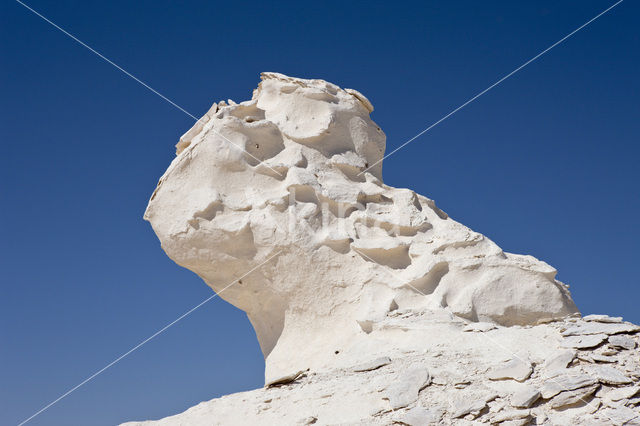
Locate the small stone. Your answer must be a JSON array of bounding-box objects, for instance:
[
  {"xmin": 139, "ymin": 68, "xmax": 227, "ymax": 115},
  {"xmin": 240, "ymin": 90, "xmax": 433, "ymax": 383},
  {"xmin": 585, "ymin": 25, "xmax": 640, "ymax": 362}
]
[
  {"xmin": 265, "ymin": 370, "xmax": 306, "ymax": 387},
  {"xmin": 598, "ymin": 405, "xmax": 640, "ymax": 425},
  {"xmin": 561, "ymin": 322, "xmax": 640, "ymax": 337},
  {"xmin": 499, "ymin": 419, "xmax": 532, "ymax": 426},
  {"xmin": 511, "ymin": 385, "xmax": 541, "ymax": 408},
  {"xmin": 392, "ymin": 407, "xmax": 443, "ymax": 426},
  {"xmin": 578, "ymin": 354, "xmax": 594, "ymax": 363},
  {"xmin": 487, "ymin": 358, "xmax": 533, "ymax": 382},
  {"xmin": 590, "ymin": 353, "xmax": 617, "ymax": 363},
  {"xmin": 492, "ymin": 409, "xmax": 531, "ymax": 423},
  {"xmin": 352, "ymin": 356, "xmax": 391, "ymax": 372},
  {"xmin": 431, "ymin": 369, "xmax": 469, "ymax": 387},
  {"xmin": 550, "ymin": 384, "xmax": 599, "ymax": 409},
  {"xmin": 463, "ymin": 322, "xmax": 497, "ymax": 332},
  {"xmin": 560, "ymin": 334, "xmax": 608, "ymax": 349},
  {"xmin": 296, "ymin": 416, "xmax": 317, "ymax": 425},
  {"xmin": 583, "ymin": 314, "xmax": 623, "ymax": 323},
  {"xmin": 588, "ymin": 365, "xmax": 633, "ymax": 385},
  {"xmin": 544, "ymin": 349, "xmax": 576, "ymax": 372},
  {"xmin": 384, "ymin": 365, "xmax": 431, "ymax": 409},
  {"xmin": 587, "ymin": 397, "xmax": 602, "ymax": 414},
  {"xmin": 604, "ymin": 386, "xmax": 640, "ymax": 402},
  {"xmin": 608, "ymin": 335, "xmax": 637, "ymax": 350},
  {"xmin": 540, "ymin": 374, "xmax": 598, "ymax": 399},
  {"xmin": 450, "ymin": 398, "xmax": 487, "ymax": 419}
]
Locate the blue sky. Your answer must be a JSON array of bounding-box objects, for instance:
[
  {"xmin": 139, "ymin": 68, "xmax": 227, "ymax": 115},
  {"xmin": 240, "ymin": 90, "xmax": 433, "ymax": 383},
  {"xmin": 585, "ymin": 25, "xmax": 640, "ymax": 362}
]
[{"xmin": 1, "ymin": 0, "xmax": 638, "ymax": 424}]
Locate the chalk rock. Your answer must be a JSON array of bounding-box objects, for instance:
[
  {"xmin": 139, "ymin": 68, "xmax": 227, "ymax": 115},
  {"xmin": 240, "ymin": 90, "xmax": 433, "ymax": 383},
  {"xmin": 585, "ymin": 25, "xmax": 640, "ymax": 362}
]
[
  {"xmin": 587, "ymin": 365, "xmax": 633, "ymax": 385},
  {"xmin": 598, "ymin": 405, "xmax": 640, "ymax": 425},
  {"xmin": 540, "ymin": 374, "xmax": 598, "ymax": 399},
  {"xmin": 463, "ymin": 322, "xmax": 497, "ymax": 332},
  {"xmin": 352, "ymin": 356, "xmax": 391, "ymax": 372},
  {"xmin": 492, "ymin": 409, "xmax": 532, "ymax": 423},
  {"xmin": 122, "ymin": 311, "xmax": 640, "ymax": 425},
  {"xmin": 590, "ymin": 353, "xmax": 617, "ymax": 363},
  {"xmin": 549, "ymin": 384, "xmax": 599, "ymax": 409},
  {"xmin": 129, "ymin": 74, "xmax": 640, "ymax": 426},
  {"xmin": 609, "ymin": 335, "xmax": 637, "ymax": 350},
  {"xmin": 450, "ymin": 394, "xmax": 495, "ymax": 419},
  {"xmin": 543, "ymin": 349, "xmax": 576, "ymax": 373},
  {"xmin": 560, "ymin": 334, "xmax": 608, "ymax": 349},
  {"xmin": 561, "ymin": 322, "xmax": 640, "ymax": 337},
  {"xmin": 384, "ymin": 365, "xmax": 431, "ymax": 409},
  {"xmin": 583, "ymin": 314, "xmax": 623, "ymax": 323},
  {"xmin": 144, "ymin": 72, "xmax": 579, "ymax": 382},
  {"xmin": 497, "ymin": 419, "xmax": 531, "ymax": 426},
  {"xmin": 266, "ymin": 370, "xmax": 305, "ymax": 387},
  {"xmin": 392, "ymin": 407, "xmax": 442, "ymax": 426},
  {"xmin": 487, "ymin": 358, "xmax": 533, "ymax": 382},
  {"xmin": 510, "ymin": 385, "xmax": 541, "ymax": 408},
  {"xmin": 603, "ymin": 386, "xmax": 640, "ymax": 402}
]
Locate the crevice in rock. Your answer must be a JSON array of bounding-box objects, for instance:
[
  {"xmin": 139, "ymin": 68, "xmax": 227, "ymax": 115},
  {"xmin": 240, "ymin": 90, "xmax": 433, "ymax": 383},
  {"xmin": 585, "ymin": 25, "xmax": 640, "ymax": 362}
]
[
  {"xmin": 354, "ymin": 245, "xmax": 411, "ymax": 270},
  {"xmin": 405, "ymin": 262, "xmax": 449, "ymax": 295}
]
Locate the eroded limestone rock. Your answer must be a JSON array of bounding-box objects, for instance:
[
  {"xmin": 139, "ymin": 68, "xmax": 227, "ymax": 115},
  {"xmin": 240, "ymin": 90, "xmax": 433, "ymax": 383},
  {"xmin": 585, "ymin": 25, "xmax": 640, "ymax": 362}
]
[
  {"xmin": 487, "ymin": 357, "xmax": 533, "ymax": 382},
  {"xmin": 131, "ymin": 73, "xmax": 640, "ymax": 426},
  {"xmin": 510, "ymin": 385, "xmax": 541, "ymax": 408},
  {"xmin": 144, "ymin": 73, "xmax": 578, "ymax": 382}
]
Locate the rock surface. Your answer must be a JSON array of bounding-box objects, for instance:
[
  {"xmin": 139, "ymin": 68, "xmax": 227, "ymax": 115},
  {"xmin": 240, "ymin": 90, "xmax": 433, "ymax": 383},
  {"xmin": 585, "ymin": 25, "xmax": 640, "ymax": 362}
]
[
  {"xmin": 352, "ymin": 356, "xmax": 392, "ymax": 372},
  {"xmin": 122, "ymin": 312, "xmax": 640, "ymax": 425},
  {"xmin": 129, "ymin": 73, "xmax": 640, "ymax": 425},
  {"xmin": 487, "ymin": 357, "xmax": 533, "ymax": 382},
  {"xmin": 510, "ymin": 385, "xmax": 541, "ymax": 408}
]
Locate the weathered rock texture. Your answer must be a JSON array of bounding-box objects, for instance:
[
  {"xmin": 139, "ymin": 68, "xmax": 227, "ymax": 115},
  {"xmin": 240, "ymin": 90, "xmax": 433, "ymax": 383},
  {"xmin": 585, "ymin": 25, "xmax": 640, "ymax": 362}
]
[
  {"xmin": 123, "ymin": 312, "xmax": 640, "ymax": 425},
  {"xmin": 144, "ymin": 72, "xmax": 578, "ymax": 383},
  {"xmin": 134, "ymin": 73, "xmax": 639, "ymax": 425}
]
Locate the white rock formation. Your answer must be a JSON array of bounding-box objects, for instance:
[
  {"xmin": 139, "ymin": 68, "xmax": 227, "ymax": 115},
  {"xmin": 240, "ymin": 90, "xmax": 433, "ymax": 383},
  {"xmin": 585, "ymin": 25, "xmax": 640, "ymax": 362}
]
[
  {"xmin": 123, "ymin": 311, "xmax": 640, "ymax": 425},
  {"xmin": 133, "ymin": 73, "xmax": 640, "ymax": 425},
  {"xmin": 144, "ymin": 72, "xmax": 578, "ymax": 383}
]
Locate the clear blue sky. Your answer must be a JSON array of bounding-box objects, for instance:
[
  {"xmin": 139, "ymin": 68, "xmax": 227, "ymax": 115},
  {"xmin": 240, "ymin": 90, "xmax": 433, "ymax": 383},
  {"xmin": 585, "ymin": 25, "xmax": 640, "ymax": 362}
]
[{"xmin": 1, "ymin": 1, "xmax": 638, "ymax": 424}]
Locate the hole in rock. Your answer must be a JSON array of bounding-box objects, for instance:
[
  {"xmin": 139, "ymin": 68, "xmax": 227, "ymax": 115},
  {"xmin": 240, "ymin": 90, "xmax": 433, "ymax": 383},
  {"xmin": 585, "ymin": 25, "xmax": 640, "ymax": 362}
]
[
  {"xmin": 188, "ymin": 201, "xmax": 224, "ymax": 229},
  {"xmin": 389, "ymin": 299, "xmax": 399, "ymax": 312},
  {"xmin": 289, "ymin": 185, "xmax": 320, "ymax": 205},
  {"xmin": 357, "ymin": 320, "xmax": 374, "ymax": 334},
  {"xmin": 407, "ymin": 262, "xmax": 449, "ymax": 295},
  {"xmin": 354, "ymin": 245, "xmax": 411, "ymax": 270},
  {"xmin": 321, "ymin": 238, "xmax": 352, "ymax": 254}
]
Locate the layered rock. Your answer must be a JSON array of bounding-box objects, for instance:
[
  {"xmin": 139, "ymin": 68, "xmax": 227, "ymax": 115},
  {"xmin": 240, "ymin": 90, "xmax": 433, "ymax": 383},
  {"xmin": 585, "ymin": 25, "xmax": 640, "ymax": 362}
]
[
  {"xmin": 143, "ymin": 73, "xmax": 578, "ymax": 385},
  {"xmin": 124, "ymin": 312, "xmax": 640, "ymax": 425}
]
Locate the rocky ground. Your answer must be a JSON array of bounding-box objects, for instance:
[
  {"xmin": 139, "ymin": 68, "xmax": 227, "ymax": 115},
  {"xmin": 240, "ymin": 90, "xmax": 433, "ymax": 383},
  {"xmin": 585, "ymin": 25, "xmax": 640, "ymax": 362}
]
[{"xmin": 123, "ymin": 310, "xmax": 640, "ymax": 425}]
